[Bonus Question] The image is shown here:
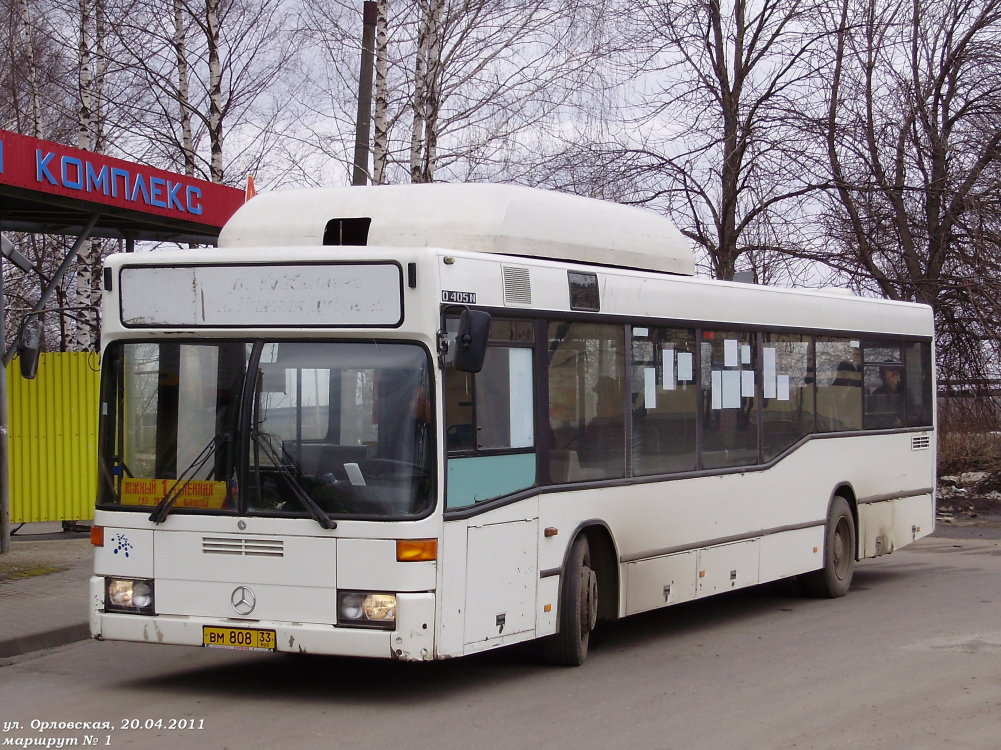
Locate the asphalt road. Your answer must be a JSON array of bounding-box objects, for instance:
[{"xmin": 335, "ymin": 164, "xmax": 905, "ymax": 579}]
[{"xmin": 2, "ymin": 532, "xmax": 1000, "ymax": 750}]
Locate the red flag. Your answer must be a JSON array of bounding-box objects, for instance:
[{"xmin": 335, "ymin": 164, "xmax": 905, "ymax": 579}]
[{"xmin": 245, "ymin": 175, "xmax": 257, "ymax": 202}]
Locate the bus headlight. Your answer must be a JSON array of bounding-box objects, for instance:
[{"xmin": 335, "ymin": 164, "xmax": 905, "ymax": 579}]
[
  {"xmin": 105, "ymin": 577, "xmax": 155, "ymax": 615},
  {"xmin": 337, "ymin": 591, "xmax": 396, "ymax": 629}
]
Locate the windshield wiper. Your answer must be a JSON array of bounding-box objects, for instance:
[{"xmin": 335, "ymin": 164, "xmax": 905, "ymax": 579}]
[
  {"xmin": 250, "ymin": 430, "xmax": 336, "ymax": 530},
  {"xmin": 149, "ymin": 433, "xmax": 229, "ymax": 524}
]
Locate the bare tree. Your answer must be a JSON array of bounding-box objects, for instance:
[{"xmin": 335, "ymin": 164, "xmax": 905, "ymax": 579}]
[
  {"xmin": 812, "ymin": 0, "xmax": 1001, "ymax": 385},
  {"xmin": 298, "ymin": 0, "xmax": 611, "ymax": 185},
  {"xmin": 106, "ymin": 0, "xmax": 299, "ymax": 184},
  {"xmin": 543, "ymin": 0, "xmax": 832, "ymax": 280}
]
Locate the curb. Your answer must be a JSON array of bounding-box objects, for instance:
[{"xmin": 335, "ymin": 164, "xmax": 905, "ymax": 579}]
[{"xmin": 0, "ymin": 624, "xmax": 91, "ymax": 659}]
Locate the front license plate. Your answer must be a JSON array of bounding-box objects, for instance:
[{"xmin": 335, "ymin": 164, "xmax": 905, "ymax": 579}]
[{"xmin": 202, "ymin": 626, "xmax": 276, "ymax": 651}]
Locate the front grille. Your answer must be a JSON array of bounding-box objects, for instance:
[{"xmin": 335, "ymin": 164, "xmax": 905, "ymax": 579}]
[{"xmin": 202, "ymin": 537, "xmax": 284, "ymax": 557}]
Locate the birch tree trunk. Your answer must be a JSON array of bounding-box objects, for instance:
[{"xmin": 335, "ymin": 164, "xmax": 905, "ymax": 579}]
[
  {"xmin": 409, "ymin": 0, "xmax": 430, "ymax": 181},
  {"xmin": 77, "ymin": 0, "xmax": 93, "ymax": 151},
  {"xmin": 19, "ymin": 0, "xmax": 42, "ymax": 137},
  {"xmin": 372, "ymin": 0, "xmax": 390, "ymax": 184},
  {"xmin": 174, "ymin": 0, "xmax": 196, "ymax": 176},
  {"xmin": 206, "ymin": 0, "xmax": 224, "ymax": 182},
  {"xmin": 71, "ymin": 0, "xmax": 101, "ymax": 352},
  {"xmin": 304, "ymin": 0, "xmax": 609, "ymax": 185},
  {"xmin": 93, "ymin": 0, "xmax": 106, "ymax": 150},
  {"xmin": 410, "ymin": 0, "xmax": 444, "ymax": 182},
  {"xmin": 420, "ymin": 0, "xmax": 443, "ymax": 182}
]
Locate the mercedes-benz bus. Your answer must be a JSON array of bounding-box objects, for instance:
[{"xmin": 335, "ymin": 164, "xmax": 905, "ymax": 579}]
[{"xmin": 90, "ymin": 183, "xmax": 934, "ymax": 665}]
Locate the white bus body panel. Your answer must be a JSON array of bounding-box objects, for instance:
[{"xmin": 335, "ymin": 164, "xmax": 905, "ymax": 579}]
[
  {"xmin": 529, "ymin": 431, "xmax": 933, "ymax": 621},
  {"xmin": 436, "ymin": 498, "xmax": 546, "ymax": 658},
  {"xmin": 435, "ymin": 431, "xmax": 933, "ymax": 657},
  {"xmin": 625, "ymin": 552, "xmax": 698, "ymax": 614},
  {"xmin": 464, "ymin": 519, "xmax": 538, "ymax": 644},
  {"xmin": 859, "ymin": 493, "xmax": 933, "ymax": 558},
  {"xmin": 437, "ymin": 249, "xmax": 931, "ymax": 337}
]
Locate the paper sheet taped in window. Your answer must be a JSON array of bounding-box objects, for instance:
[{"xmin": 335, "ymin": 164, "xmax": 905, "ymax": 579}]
[
  {"xmin": 645, "ymin": 367, "xmax": 657, "ymax": 407},
  {"xmin": 677, "ymin": 352, "xmax": 693, "ymax": 381},
  {"xmin": 724, "ymin": 339, "xmax": 739, "ymax": 367},
  {"xmin": 763, "ymin": 347, "xmax": 777, "ymax": 399},
  {"xmin": 722, "ymin": 370, "xmax": 741, "ymax": 408},
  {"xmin": 662, "ymin": 348, "xmax": 675, "ymax": 390},
  {"xmin": 777, "ymin": 374, "xmax": 791, "ymax": 401}
]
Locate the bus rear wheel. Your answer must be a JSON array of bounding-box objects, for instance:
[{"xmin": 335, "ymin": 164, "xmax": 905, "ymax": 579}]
[
  {"xmin": 801, "ymin": 495, "xmax": 856, "ymax": 598},
  {"xmin": 542, "ymin": 535, "xmax": 598, "ymax": 666}
]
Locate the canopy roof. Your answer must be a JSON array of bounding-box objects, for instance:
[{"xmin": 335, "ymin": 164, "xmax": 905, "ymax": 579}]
[{"xmin": 0, "ymin": 128, "xmax": 244, "ymax": 244}]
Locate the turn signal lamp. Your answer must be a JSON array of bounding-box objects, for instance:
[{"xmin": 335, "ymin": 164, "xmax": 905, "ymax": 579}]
[
  {"xmin": 91, "ymin": 525, "xmax": 104, "ymax": 547},
  {"xmin": 396, "ymin": 539, "xmax": 437, "ymax": 562}
]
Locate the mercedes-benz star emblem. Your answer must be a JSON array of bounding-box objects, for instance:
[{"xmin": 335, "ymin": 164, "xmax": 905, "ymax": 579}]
[{"xmin": 231, "ymin": 586, "xmax": 256, "ymax": 615}]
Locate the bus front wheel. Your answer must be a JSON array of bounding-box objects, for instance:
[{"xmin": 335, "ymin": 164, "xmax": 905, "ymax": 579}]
[
  {"xmin": 543, "ymin": 535, "xmax": 598, "ymax": 666},
  {"xmin": 801, "ymin": 495, "xmax": 856, "ymax": 598}
]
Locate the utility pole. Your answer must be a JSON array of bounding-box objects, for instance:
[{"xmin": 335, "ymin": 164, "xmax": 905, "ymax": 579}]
[
  {"xmin": 0, "ymin": 250, "xmax": 9, "ymax": 554},
  {"xmin": 352, "ymin": 1, "xmax": 378, "ymax": 186}
]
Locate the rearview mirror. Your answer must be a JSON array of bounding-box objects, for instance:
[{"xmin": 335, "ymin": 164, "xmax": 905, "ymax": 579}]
[
  {"xmin": 453, "ymin": 309, "xmax": 490, "ymax": 373},
  {"xmin": 18, "ymin": 318, "xmax": 42, "ymax": 380}
]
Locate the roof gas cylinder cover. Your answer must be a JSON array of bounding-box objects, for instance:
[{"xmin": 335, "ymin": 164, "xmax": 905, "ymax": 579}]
[{"xmin": 218, "ymin": 183, "xmax": 695, "ymax": 276}]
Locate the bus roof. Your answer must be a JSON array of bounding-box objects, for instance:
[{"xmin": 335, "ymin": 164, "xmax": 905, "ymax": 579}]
[{"xmin": 218, "ymin": 183, "xmax": 696, "ymax": 276}]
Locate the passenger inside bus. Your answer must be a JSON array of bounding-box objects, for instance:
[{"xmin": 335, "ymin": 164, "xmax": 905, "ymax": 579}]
[{"xmin": 867, "ymin": 365, "xmax": 905, "ymax": 428}]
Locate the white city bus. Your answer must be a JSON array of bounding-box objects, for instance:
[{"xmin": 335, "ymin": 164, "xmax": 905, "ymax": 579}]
[{"xmin": 90, "ymin": 183, "xmax": 935, "ymax": 665}]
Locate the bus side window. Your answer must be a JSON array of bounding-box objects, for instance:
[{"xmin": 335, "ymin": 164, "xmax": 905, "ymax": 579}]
[
  {"xmin": 904, "ymin": 341, "xmax": 933, "ymax": 428},
  {"xmin": 444, "ymin": 369, "xmax": 475, "ymax": 451},
  {"xmin": 862, "ymin": 342, "xmax": 904, "ymax": 429},
  {"xmin": 548, "ymin": 321, "xmax": 626, "ymax": 481},
  {"xmin": 815, "ymin": 338, "xmax": 862, "ymax": 432},
  {"xmin": 700, "ymin": 330, "xmax": 757, "ymax": 469},
  {"xmin": 444, "ymin": 347, "xmax": 534, "ymax": 452},
  {"xmin": 630, "ymin": 326, "xmax": 697, "ymax": 475},
  {"xmin": 445, "ymin": 319, "xmax": 536, "ymax": 508},
  {"xmin": 760, "ymin": 334, "xmax": 814, "ymax": 461}
]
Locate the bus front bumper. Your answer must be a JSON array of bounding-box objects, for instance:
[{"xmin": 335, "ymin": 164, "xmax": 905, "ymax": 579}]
[{"xmin": 89, "ymin": 577, "xmax": 436, "ymax": 660}]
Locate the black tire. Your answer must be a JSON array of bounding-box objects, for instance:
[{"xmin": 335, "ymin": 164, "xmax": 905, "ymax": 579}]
[
  {"xmin": 542, "ymin": 535, "xmax": 598, "ymax": 666},
  {"xmin": 801, "ymin": 495, "xmax": 856, "ymax": 598}
]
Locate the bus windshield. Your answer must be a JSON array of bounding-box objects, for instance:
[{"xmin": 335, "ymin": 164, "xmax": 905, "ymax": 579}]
[{"xmin": 98, "ymin": 340, "xmax": 435, "ymax": 520}]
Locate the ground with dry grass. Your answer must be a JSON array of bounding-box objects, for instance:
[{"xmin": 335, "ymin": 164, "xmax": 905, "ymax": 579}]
[
  {"xmin": 0, "ymin": 538, "xmax": 91, "ymax": 581},
  {"xmin": 936, "ymin": 426, "xmax": 1001, "ymax": 525}
]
